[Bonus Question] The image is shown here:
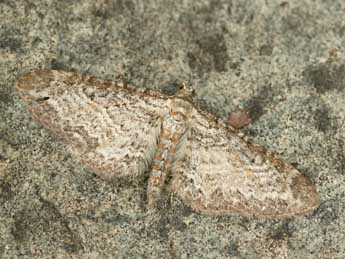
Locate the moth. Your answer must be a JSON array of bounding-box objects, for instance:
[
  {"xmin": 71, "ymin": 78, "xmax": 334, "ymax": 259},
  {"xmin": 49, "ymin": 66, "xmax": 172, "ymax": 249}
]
[{"xmin": 16, "ymin": 70, "xmax": 320, "ymax": 218}]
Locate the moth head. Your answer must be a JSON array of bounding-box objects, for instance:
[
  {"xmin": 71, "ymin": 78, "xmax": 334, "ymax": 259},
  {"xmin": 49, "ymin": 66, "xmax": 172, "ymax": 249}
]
[
  {"xmin": 169, "ymin": 83, "xmax": 195, "ymax": 118},
  {"xmin": 175, "ymin": 83, "xmax": 195, "ymax": 101}
]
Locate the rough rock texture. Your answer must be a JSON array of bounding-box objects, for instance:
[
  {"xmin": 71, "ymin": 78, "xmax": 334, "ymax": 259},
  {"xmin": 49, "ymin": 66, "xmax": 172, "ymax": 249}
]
[{"xmin": 0, "ymin": 0, "xmax": 344, "ymax": 258}]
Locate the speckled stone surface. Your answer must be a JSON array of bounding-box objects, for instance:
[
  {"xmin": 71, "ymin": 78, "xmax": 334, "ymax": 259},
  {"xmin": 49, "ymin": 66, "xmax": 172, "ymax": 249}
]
[{"xmin": 0, "ymin": 1, "xmax": 344, "ymax": 258}]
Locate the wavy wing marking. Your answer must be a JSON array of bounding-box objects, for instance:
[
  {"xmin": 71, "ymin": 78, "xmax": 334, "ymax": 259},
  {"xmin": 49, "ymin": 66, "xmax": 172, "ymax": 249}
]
[
  {"xmin": 171, "ymin": 110, "xmax": 319, "ymax": 218},
  {"xmin": 16, "ymin": 70, "xmax": 169, "ymax": 179}
]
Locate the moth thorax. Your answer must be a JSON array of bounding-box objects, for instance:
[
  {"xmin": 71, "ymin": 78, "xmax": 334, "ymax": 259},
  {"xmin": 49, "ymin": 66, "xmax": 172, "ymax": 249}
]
[{"xmin": 170, "ymin": 98, "xmax": 194, "ymax": 120}]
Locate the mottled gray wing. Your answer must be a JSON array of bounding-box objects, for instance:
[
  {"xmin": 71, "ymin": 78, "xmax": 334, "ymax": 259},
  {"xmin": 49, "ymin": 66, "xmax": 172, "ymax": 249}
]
[
  {"xmin": 16, "ymin": 70, "xmax": 169, "ymax": 180},
  {"xmin": 171, "ymin": 110, "xmax": 319, "ymax": 218}
]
